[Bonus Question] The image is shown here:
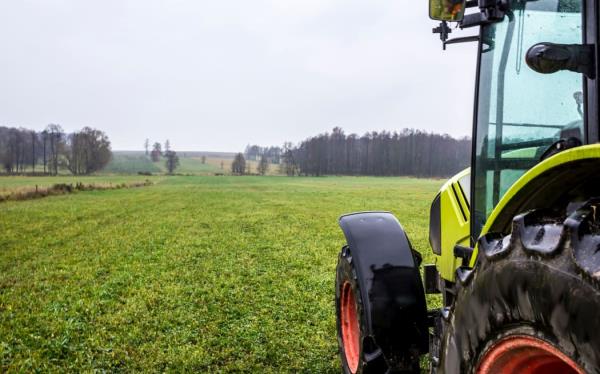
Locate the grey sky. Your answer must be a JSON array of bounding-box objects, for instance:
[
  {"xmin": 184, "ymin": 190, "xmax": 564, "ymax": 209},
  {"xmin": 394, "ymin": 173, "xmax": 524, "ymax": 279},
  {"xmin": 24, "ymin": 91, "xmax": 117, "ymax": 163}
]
[{"xmin": 0, "ymin": 0, "xmax": 477, "ymax": 152}]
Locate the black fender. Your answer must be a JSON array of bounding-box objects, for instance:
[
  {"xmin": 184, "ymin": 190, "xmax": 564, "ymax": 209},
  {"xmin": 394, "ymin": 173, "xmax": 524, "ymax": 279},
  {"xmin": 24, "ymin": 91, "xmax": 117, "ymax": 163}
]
[
  {"xmin": 485, "ymin": 156, "xmax": 600, "ymax": 235},
  {"xmin": 338, "ymin": 211, "xmax": 429, "ymax": 361}
]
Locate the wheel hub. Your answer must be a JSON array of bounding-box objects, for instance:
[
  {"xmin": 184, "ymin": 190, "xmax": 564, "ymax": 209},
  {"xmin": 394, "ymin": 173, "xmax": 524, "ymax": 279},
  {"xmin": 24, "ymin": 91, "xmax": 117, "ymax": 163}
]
[
  {"xmin": 340, "ymin": 281, "xmax": 360, "ymax": 373},
  {"xmin": 477, "ymin": 335, "xmax": 585, "ymax": 374}
]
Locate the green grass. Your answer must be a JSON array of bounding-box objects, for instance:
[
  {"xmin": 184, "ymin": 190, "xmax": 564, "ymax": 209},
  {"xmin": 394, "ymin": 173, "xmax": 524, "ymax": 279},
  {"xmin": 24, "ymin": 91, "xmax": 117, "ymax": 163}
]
[
  {"xmin": 176, "ymin": 157, "xmax": 222, "ymax": 175},
  {"xmin": 0, "ymin": 176, "xmax": 442, "ymax": 372},
  {"xmin": 104, "ymin": 155, "xmax": 162, "ymax": 174},
  {"xmin": 105, "ymin": 152, "xmax": 284, "ymax": 176},
  {"xmin": 105, "ymin": 154, "xmax": 231, "ymax": 175}
]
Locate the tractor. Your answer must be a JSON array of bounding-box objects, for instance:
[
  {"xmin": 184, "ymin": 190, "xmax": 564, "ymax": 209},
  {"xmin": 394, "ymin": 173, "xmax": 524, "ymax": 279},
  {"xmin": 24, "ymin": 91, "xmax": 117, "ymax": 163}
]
[{"xmin": 334, "ymin": 0, "xmax": 600, "ymax": 372}]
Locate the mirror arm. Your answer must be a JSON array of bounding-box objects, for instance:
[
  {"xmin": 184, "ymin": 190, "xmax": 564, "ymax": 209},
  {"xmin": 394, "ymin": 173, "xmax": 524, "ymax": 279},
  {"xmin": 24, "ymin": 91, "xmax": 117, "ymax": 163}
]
[
  {"xmin": 459, "ymin": 0, "xmax": 509, "ymax": 28},
  {"xmin": 443, "ymin": 35, "xmax": 480, "ymax": 50},
  {"xmin": 459, "ymin": 13, "xmax": 489, "ymax": 28},
  {"xmin": 432, "ymin": 21, "xmax": 452, "ymax": 44}
]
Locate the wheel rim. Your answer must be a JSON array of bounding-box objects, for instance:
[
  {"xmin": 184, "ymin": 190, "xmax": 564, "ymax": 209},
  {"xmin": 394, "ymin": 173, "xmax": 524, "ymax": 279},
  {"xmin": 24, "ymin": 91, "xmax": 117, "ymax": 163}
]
[
  {"xmin": 477, "ymin": 335, "xmax": 585, "ymax": 374},
  {"xmin": 340, "ymin": 281, "xmax": 360, "ymax": 373}
]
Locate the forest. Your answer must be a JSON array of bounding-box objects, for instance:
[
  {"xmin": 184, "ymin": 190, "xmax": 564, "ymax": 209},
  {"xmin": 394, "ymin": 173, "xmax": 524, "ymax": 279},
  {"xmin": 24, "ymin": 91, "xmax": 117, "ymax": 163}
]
[
  {"xmin": 275, "ymin": 127, "xmax": 471, "ymax": 178},
  {"xmin": 0, "ymin": 125, "xmax": 111, "ymax": 175}
]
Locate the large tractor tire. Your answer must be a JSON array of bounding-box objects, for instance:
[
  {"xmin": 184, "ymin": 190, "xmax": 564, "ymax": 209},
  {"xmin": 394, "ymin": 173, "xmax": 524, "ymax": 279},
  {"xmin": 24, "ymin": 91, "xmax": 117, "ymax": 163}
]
[{"xmin": 439, "ymin": 200, "xmax": 600, "ymax": 374}]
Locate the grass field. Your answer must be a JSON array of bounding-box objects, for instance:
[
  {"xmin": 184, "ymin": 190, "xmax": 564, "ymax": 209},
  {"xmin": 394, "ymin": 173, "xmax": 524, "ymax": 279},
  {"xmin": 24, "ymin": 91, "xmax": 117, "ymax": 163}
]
[
  {"xmin": 4, "ymin": 153, "xmax": 279, "ymax": 177},
  {"xmin": 176, "ymin": 156, "xmax": 281, "ymax": 176},
  {"xmin": 104, "ymin": 155, "xmax": 163, "ymax": 174},
  {"xmin": 177, "ymin": 157, "xmax": 223, "ymax": 175},
  {"xmin": 0, "ymin": 176, "xmax": 442, "ymax": 372},
  {"xmin": 105, "ymin": 153, "xmax": 234, "ymax": 176}
]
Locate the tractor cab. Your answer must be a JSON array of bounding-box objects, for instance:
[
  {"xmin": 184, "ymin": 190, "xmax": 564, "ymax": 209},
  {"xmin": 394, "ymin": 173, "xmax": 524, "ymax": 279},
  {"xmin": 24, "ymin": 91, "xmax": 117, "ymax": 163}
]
[{"xmin": 430, "ymin": 0, "xmax": 597, "ymax": 238}]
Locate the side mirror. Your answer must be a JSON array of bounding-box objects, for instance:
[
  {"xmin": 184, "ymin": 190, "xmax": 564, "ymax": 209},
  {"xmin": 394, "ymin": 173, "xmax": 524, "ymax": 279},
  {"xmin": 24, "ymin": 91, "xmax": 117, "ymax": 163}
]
[
  {"xmin": 525, "ymin": 42, "xmax": 595, "ymax": 79},
  {"xmin": 429, "ymin": 0, "xmax": 466, "ymax": 21}
]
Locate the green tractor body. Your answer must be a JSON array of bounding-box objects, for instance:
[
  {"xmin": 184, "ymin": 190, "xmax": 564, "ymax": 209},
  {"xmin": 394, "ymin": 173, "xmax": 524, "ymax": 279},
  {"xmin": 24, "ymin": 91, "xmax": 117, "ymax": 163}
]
[{"xmin": 335, "ymin": 0, "xmax": 600, "ymax": 372}]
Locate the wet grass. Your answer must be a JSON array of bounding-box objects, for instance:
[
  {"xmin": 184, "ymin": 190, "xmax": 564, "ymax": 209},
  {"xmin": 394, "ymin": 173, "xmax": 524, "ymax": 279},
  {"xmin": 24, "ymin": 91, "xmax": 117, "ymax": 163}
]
[
  {"xmin": 0, "ymin": 176, "xmax": 442, "ymax": 372},
  {"xmin": 104, "ymin": 154, "xmax": 163, "ymax": 174}
]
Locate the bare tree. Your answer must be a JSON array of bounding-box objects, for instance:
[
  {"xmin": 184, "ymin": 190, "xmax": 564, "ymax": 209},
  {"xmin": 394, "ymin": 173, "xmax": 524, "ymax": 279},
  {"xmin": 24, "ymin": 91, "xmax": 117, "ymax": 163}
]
[
  {"xmin": 30, "ymin": 130, "xmax": 37, "ymax": 172},
  {"xmin": 46, "ymin": 124, "xmax": 65, "ymax": 175},
  {"xmin": 165, "ymin": 150, "xmax": 179, "ymax": 174},
  {"xmin": 41, "ymin": 130, "xmax": 48, "ymax": 173},
  {"xmin": 151, "ymin": 142, "xmax": 162, "ymax": 162},
  {"xmin": 164, "ymin": 139, "xmax": 170, "ymax": 153},
  {"xmin": 65, "ymin": 127, "xmax": 112, "ymax": 175},
  {"xmin": 280, "ymin": 141, "xmax": 298, "ymax": 176},
  {"xmin": 257, "ymin": 154, "xmax": 269, "ymax": 175},
  {"xmin": 231, "ymin": 153, "xmax": 246, "ymax": 175},
  {"xmin": 144, "ymin": 138, "xmax": 150, "ymax": 156}
]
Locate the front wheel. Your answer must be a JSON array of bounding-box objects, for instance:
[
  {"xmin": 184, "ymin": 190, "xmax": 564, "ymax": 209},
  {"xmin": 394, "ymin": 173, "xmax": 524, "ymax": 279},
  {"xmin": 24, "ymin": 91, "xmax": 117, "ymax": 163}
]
[{"xmin": 438, "ymin": 204, "xmax": 600, "ymax": 373}]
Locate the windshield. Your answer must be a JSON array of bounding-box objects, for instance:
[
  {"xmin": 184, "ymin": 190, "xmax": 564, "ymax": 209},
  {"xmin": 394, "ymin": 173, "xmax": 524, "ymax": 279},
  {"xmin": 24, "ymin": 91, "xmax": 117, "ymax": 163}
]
[{"xmin": 472, "ymin": 0, "xmax": 584, "ymax": 236}]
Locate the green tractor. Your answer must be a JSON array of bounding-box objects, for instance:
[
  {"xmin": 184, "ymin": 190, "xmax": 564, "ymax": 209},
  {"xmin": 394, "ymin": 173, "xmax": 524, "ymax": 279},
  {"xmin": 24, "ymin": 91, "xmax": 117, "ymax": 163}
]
[{"xmin": 334, "ymin": 0, "xmax": 600, "ymax": 372}]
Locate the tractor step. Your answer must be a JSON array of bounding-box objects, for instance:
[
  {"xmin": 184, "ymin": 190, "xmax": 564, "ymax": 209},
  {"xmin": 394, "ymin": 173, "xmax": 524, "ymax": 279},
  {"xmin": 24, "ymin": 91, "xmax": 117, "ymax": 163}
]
[
  {"xmin": 424, "ymin": 264, "xmax": 441, "ymax": 294},
  {"xmin": 454, "ymin": 244, "xmax": 474, "ymax": 266}
]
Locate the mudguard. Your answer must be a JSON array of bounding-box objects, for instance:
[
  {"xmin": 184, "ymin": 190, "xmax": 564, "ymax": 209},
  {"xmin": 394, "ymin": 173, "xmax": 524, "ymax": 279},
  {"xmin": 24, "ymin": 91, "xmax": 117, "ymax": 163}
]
[
  {"xmin": 471, "ymin": 144, "xmax": 600, "ymax": 267},
  {"xmin": 338, "ymin": 211, "xmax": 429, "ymax": 361}
]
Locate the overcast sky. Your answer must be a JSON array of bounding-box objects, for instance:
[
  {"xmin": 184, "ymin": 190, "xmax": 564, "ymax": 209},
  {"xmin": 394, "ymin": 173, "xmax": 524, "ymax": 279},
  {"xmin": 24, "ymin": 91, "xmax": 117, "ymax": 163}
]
[{"xmin": 0, "ymin": 0, "xmax": 477, "ymax": 152}]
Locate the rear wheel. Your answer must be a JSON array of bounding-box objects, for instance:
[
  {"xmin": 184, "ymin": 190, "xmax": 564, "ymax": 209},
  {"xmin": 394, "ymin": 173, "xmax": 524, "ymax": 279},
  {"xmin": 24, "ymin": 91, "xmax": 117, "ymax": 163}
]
[
  {"xmin": 438, "ymin": 201, "xmax": 600, "ymax": 374},
  {"xmin": 477, "ymin": 334, "xmax": 585, "ymax": 374}
]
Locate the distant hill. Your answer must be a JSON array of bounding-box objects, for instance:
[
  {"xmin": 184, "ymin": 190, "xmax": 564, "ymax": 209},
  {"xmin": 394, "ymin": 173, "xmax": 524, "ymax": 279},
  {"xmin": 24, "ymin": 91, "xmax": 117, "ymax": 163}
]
[
  {"xmin": 113, "ymin": 150, "xmax": 237, "ymax": 159},
  {"xmin": 106, "ymin": 151, "xmax": 245, "ymax": 175},
  {"xmin": 104, "ymin": 154, "xmax": 162, "ymax": 174}
]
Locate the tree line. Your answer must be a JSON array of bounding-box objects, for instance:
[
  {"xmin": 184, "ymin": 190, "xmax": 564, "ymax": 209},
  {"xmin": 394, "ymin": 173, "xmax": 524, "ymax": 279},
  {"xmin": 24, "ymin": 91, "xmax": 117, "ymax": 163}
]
[
  {"xmin": 230, "ymin": 152, "xmax": 270, "ymax": 176},
  {"xmin": 0, "ymin": 125, "xmax": 112, "ymax": 175},
  {"xmin": 244, "ymin": 145, "xmax": 282, "ymax": 163},
  {"xmin": 276, "ymin": 127, "xmax": 470, "ymax": 177}
]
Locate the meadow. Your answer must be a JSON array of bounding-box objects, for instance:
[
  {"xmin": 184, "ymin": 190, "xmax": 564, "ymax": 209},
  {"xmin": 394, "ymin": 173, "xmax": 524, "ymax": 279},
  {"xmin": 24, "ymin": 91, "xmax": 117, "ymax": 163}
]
[
  {"xmin": 104, "ymin": 152, "xmax": 281, "ymax": 176},
  {"xmin": 104, "ymin": 153, "xmax": 229, "ymax": 176},
  {"xmin": 0, "ymin": 175, "xmax": 442, "ymax": 372}
]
